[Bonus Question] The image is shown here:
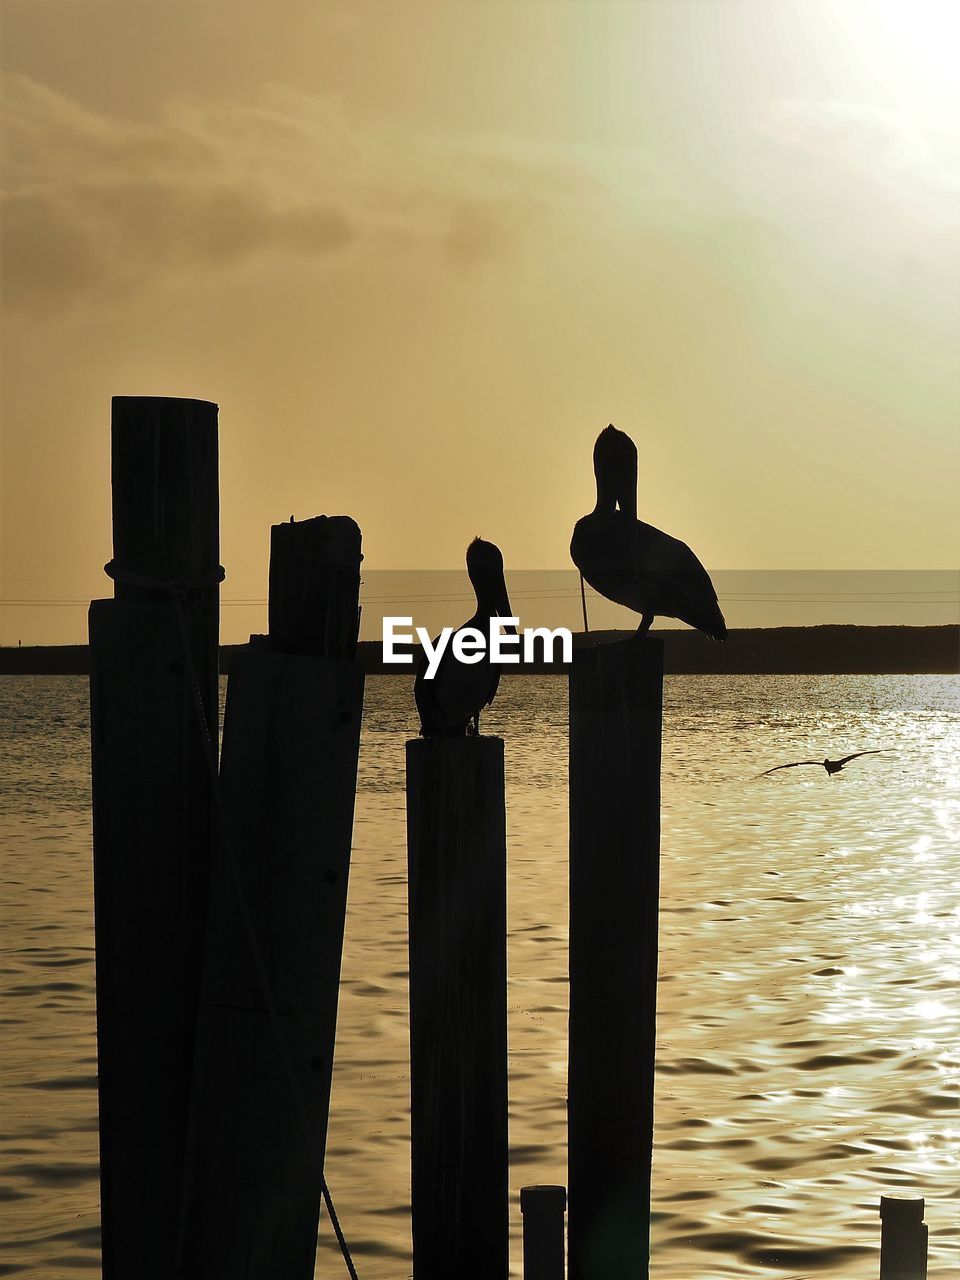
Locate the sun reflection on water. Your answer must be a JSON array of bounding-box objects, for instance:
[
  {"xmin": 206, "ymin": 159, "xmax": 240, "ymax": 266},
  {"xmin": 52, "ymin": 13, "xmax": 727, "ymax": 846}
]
[{"xmin": 2, "ymin": 672, "xmax": 959, "ymax": 1279}]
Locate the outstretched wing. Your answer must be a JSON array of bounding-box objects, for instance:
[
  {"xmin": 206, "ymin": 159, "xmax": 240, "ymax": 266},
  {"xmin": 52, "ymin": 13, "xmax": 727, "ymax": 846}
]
[
  {"xmin": 835, "ymin": 749, "xmax": 882, "ymax": 767},
  {"xmin": 760, "ymin": 760, "xmax": 822, "ymax": 776}
]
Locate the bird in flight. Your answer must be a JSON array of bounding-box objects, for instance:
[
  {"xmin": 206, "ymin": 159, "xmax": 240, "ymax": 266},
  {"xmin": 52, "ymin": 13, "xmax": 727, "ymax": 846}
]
[
  {"xmin": 760, "ymin": 750, "xmax": 882, "ymax": 777},
  {"xmin": 570, "ymin": 424, "xmax": 726, "ymax": 640}
]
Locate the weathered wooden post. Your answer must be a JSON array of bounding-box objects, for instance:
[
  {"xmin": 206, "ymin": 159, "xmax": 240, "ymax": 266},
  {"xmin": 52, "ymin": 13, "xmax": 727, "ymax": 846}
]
[
  {"xmin": 406, "ymin": 736, "xmax": 509, "ymax": 1280},
  {"xmin": 178, "ymin": 516, "xmax": 364, "ymax": 1280},
  {"xmin": 521, "ymin": 1184, "xmax": 567, "ymax": 1280},
  {"xmin": 89, "ymin": 396, "xmax": 220, "ymax": 1280},
  {"xmin": 568, "ymin": 636, "xmax": 663, "ymax": 1280},
  {"xmin": 879, "ymin": 1195, "xmax": 928, "ymax": 1280}
]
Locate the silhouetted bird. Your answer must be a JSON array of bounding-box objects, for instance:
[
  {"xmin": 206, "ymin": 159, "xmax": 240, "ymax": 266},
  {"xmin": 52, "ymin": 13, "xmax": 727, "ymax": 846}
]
[
  {"xmin": 760, "ymin": 750, "xmax": 882, "ymax": 777},
  {"xmin": 570, "ymin": 425, "xmax": 726, "ymax": 639},
  {"xmin": 415, "ymin": 538, "xmax": 513, "ymax": 737}
]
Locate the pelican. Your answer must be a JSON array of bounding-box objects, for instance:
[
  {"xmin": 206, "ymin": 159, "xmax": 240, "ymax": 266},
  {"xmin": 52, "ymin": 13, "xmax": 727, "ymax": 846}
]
[
  {"xmin": 414, "ymin": 537, "xmax": 513, "ymax": 737},
  {"xmin": 760, "ymin": 750, "xmax": 882, "ymax": 777},
  {"xmin": 570, "ymin": 425, "xmax": 726, "ymax": 640}
]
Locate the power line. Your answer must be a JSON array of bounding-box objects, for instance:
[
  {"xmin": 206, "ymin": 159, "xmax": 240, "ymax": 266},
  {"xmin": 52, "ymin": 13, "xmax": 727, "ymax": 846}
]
[{"xmin": 2, "ymin": 594, "xmax": 958, "ymax": 609}]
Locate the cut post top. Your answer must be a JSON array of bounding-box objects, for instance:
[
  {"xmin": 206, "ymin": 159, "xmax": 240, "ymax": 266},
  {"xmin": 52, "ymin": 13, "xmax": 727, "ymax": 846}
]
[
  {"xmin": 572, "ymin": 633, "xmax": 664, "ymax": 666},
  {"xmin": 521, "ymin": 1185, "xmax": 567, "ymax": 1214},
  {"xmin": 880, "ymin": 1195, "xmax": 925, "ymax": 1222},
  {"xmin": 271, "ymin": 515, "xmax": 362, "ymax": 567},
  {"xmin": 268, "ymin": 515, "xmax": 362, "ymax": 658},
  {"xmin": 112, "ymin": 394, "xmax": 219, "ymax": 413},
  {"xmin": 110, "ymin": 396, "xmax": 220, "ymax": 595}
]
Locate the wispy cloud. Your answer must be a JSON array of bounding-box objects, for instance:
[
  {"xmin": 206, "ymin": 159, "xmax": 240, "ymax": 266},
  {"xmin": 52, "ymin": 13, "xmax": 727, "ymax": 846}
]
[
  {"xmin": 769, "ymin": 100, "xmax": 935, "ymax": 173},
  {"xmin": 3, "ymin": 73, "xmax": 955, "ymax": 325},
  {"xmin": 0, "ymin": 76, "xmax": 591, "ymax": 315}
]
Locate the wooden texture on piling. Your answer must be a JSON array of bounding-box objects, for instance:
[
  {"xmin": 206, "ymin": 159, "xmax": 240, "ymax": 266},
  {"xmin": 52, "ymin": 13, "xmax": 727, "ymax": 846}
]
[
  {"xmin": 89, "ymin": 396, "xmax": 219, "ymax": 1280},
  {"xmin": 406, "ymin": 736, "xmax": 509, "ymax": 1280},
  {"xmin": 179, "ymin": 651, "xmax": 363, "ymax": 1278},
  {"xmin": 568, "ymin": 636, "xmax": 663, "ymax": 1280},
  {"xmin": 178, "ymin": 515, "xmax": 363, "ymax": 1280}
]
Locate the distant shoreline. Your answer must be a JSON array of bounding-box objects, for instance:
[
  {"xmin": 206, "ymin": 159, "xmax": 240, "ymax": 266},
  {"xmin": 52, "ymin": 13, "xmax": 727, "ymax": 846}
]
[{"xmin": 1, "ymin": 625, "xmax": 957, "ymax": 675}]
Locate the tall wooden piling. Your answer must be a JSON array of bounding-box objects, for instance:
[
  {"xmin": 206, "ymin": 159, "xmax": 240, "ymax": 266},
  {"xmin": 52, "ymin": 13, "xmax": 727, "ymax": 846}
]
[
  {"xmin": 406, "ymin": 736, "xmax": 509, "ymax": 1280},
  {"xmin": 880, "ymin": 1195, "xmax": 928, "ymax": 1280},
  {"xmin": 178, "ymin": 516, "xmax": 363, "ymax": 1279},
  {"xmin": 568, "ymin": 636, "xmax": 663, "ymax": 1280},
  {"xmin": 89, "ymin": 396, "xmax": 220, "ymax": 1280}
]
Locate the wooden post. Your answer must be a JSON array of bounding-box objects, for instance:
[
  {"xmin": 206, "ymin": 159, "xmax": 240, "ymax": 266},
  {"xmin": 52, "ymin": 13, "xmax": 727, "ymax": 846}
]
[
  {"xmin": 89, "ymin": 396, "xmax": 219, "ymax": 1280},
  {"xmin": 178, "ymin": 516, "xmax": 363, "ymax": 1280},
  {"xmin": 406, "ymin": 736, "xmax": 509, "ymax": 1280},
  {"xmin": 880, "ymin": 1195, "xmax": 928, "ymax": 1280},
  {"xmin": 109, "ymin": 395, "xmax": 220, "ymax": 718},
  {"xmin": 521, "ymin": 1185, "xmax": 567, "ymax": 1280},
  {"xmin": 568, "ymin": 636, "xmax": 663, "ymax": 1280},
  {"xmin": 268, "ymin": 515, "xmax": 362, "ymax": 656}
]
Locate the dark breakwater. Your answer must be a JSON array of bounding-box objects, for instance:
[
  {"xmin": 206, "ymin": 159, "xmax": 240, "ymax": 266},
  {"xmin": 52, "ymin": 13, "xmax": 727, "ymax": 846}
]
[{"xmin": 2, "ymin": 625, "xmax": 957, "ymax": 676}]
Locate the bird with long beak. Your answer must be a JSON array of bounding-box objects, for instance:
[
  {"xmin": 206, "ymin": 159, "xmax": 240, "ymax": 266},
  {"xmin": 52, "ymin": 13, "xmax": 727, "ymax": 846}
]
[
  {"xmin": 571, "ymin": 425, "xmax": 726, "ymax": 640},
  {"xmin": 415, "ymin": 537, "xmax": 514, "ymax": 737}
]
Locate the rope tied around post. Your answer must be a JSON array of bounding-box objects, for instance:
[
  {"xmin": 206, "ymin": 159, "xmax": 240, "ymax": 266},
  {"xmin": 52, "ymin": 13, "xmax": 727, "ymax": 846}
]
[
  {"xmin": 103, "ymin": 556, "xmax": 360, "ymax": 1280},
  {"xmin": 104, "ymin": 560, "xmax": 227, "ymax": 596}
]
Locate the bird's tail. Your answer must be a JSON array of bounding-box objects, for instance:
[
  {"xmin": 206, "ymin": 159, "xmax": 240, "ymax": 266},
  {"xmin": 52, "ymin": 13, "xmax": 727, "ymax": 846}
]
[
  {"xmin": 677, "ymin": 599, "xmax": 726, "ymax": 642},
  {"xmin": 705, "ymin": 605, "xmax": 727, "ymax": 643}
]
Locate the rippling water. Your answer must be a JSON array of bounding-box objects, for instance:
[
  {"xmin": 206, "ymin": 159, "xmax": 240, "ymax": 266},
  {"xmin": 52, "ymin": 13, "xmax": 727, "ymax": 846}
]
[{"xmin": 1, "ymin": 673, "xmax": 958, "ymax": 1278}]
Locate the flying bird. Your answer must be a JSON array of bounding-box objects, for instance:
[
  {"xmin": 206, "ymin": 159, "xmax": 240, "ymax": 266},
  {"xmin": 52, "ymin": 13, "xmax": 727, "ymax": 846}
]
[
  {"xmin": 414, "ymin": 537, "xmax": 513, "ymax": 737},
  {"xmin": 760, "ymin": 750, "xmax": 882, "ymax": 777},
  {"xmin": 570, "ymin": 425, "xmax": 726, "ymax": 640}
]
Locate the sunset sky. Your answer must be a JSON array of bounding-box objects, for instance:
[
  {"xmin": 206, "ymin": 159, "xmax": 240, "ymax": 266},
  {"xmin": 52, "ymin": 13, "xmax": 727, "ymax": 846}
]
[{"xmin": 2, "ymin": 0, "xmax": 958, "ymax": 644}]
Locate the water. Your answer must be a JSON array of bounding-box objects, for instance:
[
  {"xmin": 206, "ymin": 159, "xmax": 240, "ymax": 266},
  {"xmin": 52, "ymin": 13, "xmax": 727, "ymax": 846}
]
[{"xmin": 1, "ymin": 673, "xmax": 958, "ymax": 1278}]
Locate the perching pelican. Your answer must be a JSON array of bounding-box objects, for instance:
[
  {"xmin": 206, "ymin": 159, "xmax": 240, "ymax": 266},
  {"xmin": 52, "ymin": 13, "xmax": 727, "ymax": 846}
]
[
  {"xmin": 570, "ymin": 425, "xmax": 726, "ymax": 640},
  {"xmin": 760, "ymin": 750, "xmax": 882, "ymax": 777},
  {"xmin": 414, "ymin": 537, "xmax": 513, "ymax": 737}
]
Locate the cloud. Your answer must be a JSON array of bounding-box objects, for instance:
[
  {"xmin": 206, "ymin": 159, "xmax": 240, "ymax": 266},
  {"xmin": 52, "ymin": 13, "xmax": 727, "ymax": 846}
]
[
  {"xmin": 6, "ymin": 73, "xmax": 953, "ymax": 327},
  {"xmin": 746, "ymin": 97, "xmax": 960, "ymax": 267},
  {"xmin": 0, "ymin": 76, "xmax": 586, "ymax": 316},
  {"xmin": 0, "ymin": 77, "xmax": 363, "ymax": 314},
  {"xmin": 444, "ymin": 201, "xmax": 512, "ymax": 265},
  {"xmin": 1, "ymin": 192, "xmax": 103, "ymax": 315},
  {"xmin": 769, "ymin": 100, "xmax": 934, "ymax": 173}
]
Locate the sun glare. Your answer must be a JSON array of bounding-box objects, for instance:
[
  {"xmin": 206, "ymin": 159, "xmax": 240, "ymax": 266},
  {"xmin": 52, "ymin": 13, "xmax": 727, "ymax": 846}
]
[{"xmin": 823, "ymin": 0, "xmax": 960, "ymax": 128}]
